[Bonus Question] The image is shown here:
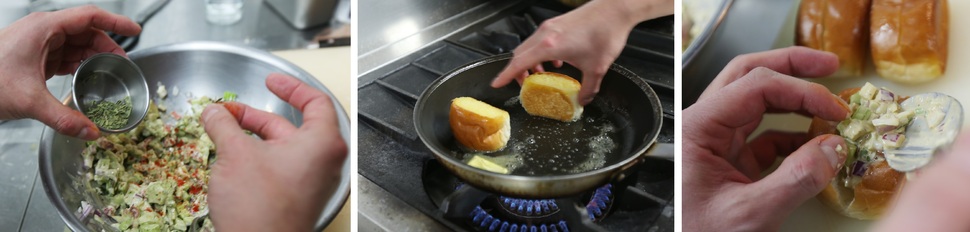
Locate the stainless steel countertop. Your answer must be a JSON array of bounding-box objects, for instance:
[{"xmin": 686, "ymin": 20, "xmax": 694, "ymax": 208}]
[
  {"xmin": 0, "ymin": 75, "xmax": 74, "ymax": 232},
  {"xmin": 0, "ymin": 0, "xmax": 339, "ymax": 231},
  {"xmin": 357, "ymin": 0, "xmax": 519, "ymax": 76},
  {"xmin": 13, "ymin": 0, "xmax": 338, "ymax": 52},
  {"xmin": 358, "ymin": 176, "xmax": 449, "ymax": 232},
  {"xmin": 133, "ymin": 0, "xmax": 326, "ymax": 51}
]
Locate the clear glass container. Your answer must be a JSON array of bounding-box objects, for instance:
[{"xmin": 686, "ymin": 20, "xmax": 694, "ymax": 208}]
[{"xmin": 205, "ymin": 0, "xmax": 243, "ymax": 25}]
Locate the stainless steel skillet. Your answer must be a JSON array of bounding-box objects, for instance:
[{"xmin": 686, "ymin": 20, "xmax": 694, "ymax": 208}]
[{"xmin": 414, "ymin": 53, "xmax": 673, "ymax": 199}]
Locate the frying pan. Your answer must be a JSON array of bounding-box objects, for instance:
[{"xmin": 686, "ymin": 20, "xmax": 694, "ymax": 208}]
[{"xmin": 414, "ymin": 53, "xmax": 673, "ymax": 199}]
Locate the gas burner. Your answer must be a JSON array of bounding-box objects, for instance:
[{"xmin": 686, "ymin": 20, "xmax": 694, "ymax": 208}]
[
  {"xmin": 470, "ymin": 207, "xmax": 570, "ymax": 232},
  {"xmin": 460, "ymin": 183, "xmax": 616, "ymax": 232},
  {"xmin": 498, "ymin": 197, "xmax": 559, "ymax": 218},
  {"xmin": 585, "ymin": 184, "xmax": 613, "ymax": 221}
]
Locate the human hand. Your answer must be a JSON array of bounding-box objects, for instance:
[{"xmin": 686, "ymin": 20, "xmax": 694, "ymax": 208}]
[
  {"xmin": 873, "ymin": 133, "xmax": 970, "ymax": 232},
  {"xmin": 491, "ymin": 0, "xmax": 672, "ymax": 105},
  {"xmin": 202, "ymin": 73, "xmax": 348, "ymax": 231},
  {"xmin": 683, "ymin": 47, "xmax": 850, "ymax": 231},
  {"xmin": 0, "ymin": 5, "xmax": 140, "ymax": 140}
]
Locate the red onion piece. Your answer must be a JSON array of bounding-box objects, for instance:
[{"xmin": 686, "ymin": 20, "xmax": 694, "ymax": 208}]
[
  {"xmin": 852, "ymin": 160, "xmax": 868, "ymax": 176},
  {"xmin": 877, "ymin": 89, "xmax": 896, "ymax": 102},
  {"xmin": 883, "ymin": 133, "xmax": 900, "ymax": 142}
]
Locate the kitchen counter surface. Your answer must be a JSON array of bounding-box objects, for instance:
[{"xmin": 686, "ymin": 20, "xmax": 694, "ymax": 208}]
[
  {"xmin": 357, "ymin": 0, "xmax": 519, "ymax": 75},
  {"xmin": 0, "ymin": 46, "xmax": 351, "ymax": 231},
  {"xmin": 1, "ymin": 0, "xmax": 340, "ymax": 52}
]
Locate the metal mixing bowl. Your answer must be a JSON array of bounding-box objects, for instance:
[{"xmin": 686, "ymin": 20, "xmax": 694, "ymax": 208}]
[{"xmin": 39, "ymin": 41, "xmax": 351, "ymax": 231}]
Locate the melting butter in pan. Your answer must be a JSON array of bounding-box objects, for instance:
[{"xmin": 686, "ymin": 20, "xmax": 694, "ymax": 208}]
[{"xmin": 464, "ymin": 153, "xmax": 524, "ymax": 174}]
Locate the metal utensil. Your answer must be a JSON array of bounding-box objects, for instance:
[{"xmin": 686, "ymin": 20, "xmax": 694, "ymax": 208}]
[
  {"xmin": 109, "ymin": 0, "xmax": 170, "ymax": 52},
  {"xmin": 188, "ymin": 208, "xmax": 210, "ymax": 232},
  {"xmin": 885, "ymin": 93, "xmax": 963, "ymax": 172},
  {"xmin": 72, "ymin": 53, "xmax": 150, "ymax": 133}
]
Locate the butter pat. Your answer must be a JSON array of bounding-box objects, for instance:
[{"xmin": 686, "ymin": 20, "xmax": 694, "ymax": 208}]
[{"xmin": 467, "ymin": 155, "xmax": 509, "ymax": 174}]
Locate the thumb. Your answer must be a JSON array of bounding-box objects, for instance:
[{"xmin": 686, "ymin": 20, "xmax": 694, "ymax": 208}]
[
  {"xmin": 202, "ymin": 104, "xmax": 251, "ymax": 148},
  {"xmin": 31, "ymin": 95, "xmax": 99, "ymax": 140},
  {"xmin": 751, "ymin": 134, "xmax": 846, "ymax": 213},
  {"xmin": 578, "ymin": 69, "xmax": 605, "ymax": 106}
]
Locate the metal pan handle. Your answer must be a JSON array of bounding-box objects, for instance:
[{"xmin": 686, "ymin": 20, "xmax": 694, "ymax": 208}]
[
  {"xmin": 611, "ymin": 142, "xmax": 674, "ymax": 182},
  {"xmin": 644, "ymin": 142, "xmax": 674, "ymax": 160}
]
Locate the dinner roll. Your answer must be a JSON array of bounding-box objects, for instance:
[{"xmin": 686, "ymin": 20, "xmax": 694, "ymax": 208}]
[
  {"xmin": 450, "ymin": 97, "xmax": 511, "ymax": 152},
  {"xmin": 520, "ymin": 72, "xmax": 583, "ymax": 122}
]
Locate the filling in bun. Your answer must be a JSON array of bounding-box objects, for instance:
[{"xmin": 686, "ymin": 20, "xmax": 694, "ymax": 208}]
[
  {"xmin": 837, "ymin": 82, "xmax": 914, "ymax": 187},
  {"xmin": 815, "ymin": 83, "xmax": 910, "ymax": 219}
]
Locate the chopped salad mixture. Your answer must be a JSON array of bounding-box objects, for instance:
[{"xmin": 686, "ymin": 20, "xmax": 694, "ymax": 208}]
[
  {"xmin": 836, "ymin": 83, "xmax": 914, "ymax": 187},
  {"xmin": 80, "ymin": 95, "xmax": 219, "ymax": 231}
]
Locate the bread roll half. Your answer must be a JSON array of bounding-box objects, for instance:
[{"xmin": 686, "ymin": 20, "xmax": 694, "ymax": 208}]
[
  {"xmin": 796, "ymin": 0, "xmax": 871, "ymax": 77},
  {"xmin": 520, "ymin": 72, "xmax": 583, "ymax": 122},
  {"xmin": 870, "ymin": 0, "xmax": 949, "ymax": 83},
  {"xmin": 450, "ymin": 97, "xmax": 511, "ymax": 152}
]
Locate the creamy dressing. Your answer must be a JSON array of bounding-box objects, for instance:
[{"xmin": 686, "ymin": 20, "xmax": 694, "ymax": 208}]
[
  {"xmin": 899, "ymin": 93, "xmax": 955, "ymax": 149},
  {"xmin": 884, "ymin": 92, "xmax": 962, "ymax": 173}
]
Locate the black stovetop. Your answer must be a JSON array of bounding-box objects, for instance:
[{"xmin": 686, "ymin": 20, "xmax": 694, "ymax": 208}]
[{"xmin": 358, "ymin": 1, "xmax": 674, "ymax": 231}]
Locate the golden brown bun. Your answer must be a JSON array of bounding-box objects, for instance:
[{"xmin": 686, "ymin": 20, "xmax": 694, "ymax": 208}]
[
  {"xmin": 810, "ymin": 87, "xmax": 906, "ymax": 219},
  {"xmin": 796, "ymin": 0, "xmax": 871, "ymax": 77},
  {"xmin": 520, "ymin": 72, "xmax": 583, "ymax": 122},
  {"xmin": 450, "ymin": 97, "xmax": 511, "ymax": 152},
  {"xmin": 870, "ymin": 0, "xmax": 949, "ymax": 83},
  {"xmin": 817, "ymin": 160, "xmax": 905, "ymax": 219}
]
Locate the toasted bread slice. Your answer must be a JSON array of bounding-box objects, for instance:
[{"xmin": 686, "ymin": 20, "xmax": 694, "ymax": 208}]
[
  {"xmin": 520, "ymin": 72, "xmax": 583, "ymax": 122},
  {"xmin": 449, "ymin": 97, "xmax": 511, "ymax": 151}
]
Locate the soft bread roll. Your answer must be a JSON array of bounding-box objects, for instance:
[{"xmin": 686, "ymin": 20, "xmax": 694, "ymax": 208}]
[
  {"xmin": 450, "ymin": 97, "xmax": 511, "ymax": 152},
  {"xmin": 809, "ymin": 88, "xmax": 906, "ymax": 219},
  {"xmin": 870, "ymin": 0, "xmax": 949, "ymax": 83},
  {"xmin": 520, "ymin": 72, "xmax": 583, "ymax": 122},
  {"xmin": 796, "ymin": 0, "xmax": 871, "ymax": 77}
]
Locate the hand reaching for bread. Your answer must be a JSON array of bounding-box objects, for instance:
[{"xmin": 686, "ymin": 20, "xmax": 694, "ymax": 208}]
[
  {"xmin": 491, "ymin": 0, "xmax": 672, "ymax": 105},
  {"xmin": 684, "ymin": 47, "xmax": 850, "ymax": 231}
]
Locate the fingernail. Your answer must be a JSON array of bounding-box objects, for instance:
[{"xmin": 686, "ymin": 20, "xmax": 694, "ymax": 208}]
[
  {"xmin": 832, "ymin": 94, "xmax": 850, "ymax": 118},
  {"xmin": 78, "ymin": 126, "xmax": 96, "ymax": 140},
  {"xmin": 819, "ymin": 135, "xmax": 847, "ymax": 170}
]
